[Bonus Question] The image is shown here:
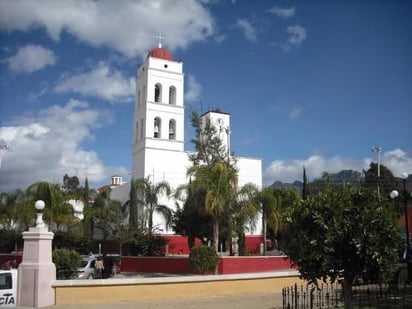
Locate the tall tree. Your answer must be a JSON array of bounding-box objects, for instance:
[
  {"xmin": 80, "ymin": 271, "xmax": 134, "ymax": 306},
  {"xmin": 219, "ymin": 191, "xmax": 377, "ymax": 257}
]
[
  {"xmin": 26, "ymin": 181, "xmax": 75, "ymax": 231},
  {"xmin": 363, "ymin": 163, "xmax": 397, "ymax": 197},
  {"xmin": 202, "ymin": 161, "xmax": 237, "ymax": 252},
  {"xmin": 232, "ymin": 183, "xmax": 260, "ymax": 255},
  {"xmin": 123, "ymin": 178, "xmax": 138, "ymax": 227},
  {"xmin": 186, "ymin": 110, "xmax": 238, "ymax": 252},
  {"xmin": 133, "ymin": 177, "xmax": 172, "ymax": 234},
  {"xmin": 0, "ymin": 190, "xmax": 22, "ymax": 230},
  {"xmin": 173, "ymin": 183, "xmax": 213, "ymax": 249},
  {"xmin": 302, "ymin": 166, "xmax": 308, "ymax": 200},
  {"xmin": 82, "ymin": 177, "xmax": 93, "ymax": 240},
  {"xmin": 62, "ymin": 174, "xmax": 81, "ymax": 195},
  {"xmin": 282, "ymin": 183, "xmax": 402, "ymax": 309}
]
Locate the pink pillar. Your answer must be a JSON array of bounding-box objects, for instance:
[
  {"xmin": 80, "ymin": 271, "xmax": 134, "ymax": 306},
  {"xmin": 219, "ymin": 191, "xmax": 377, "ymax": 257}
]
[{"xmin": 17, "ymin": 202, "xmax": 55, "ymax": 308}]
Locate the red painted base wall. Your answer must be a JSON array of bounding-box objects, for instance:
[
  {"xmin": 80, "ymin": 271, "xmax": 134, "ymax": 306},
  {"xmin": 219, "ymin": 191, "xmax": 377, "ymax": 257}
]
[
  {"xmin": 120, "ymin": 255, "xmax": 294, "ymax": 275},
  {"xmin": 218, "ymin": 256, "xmax": 294, "ymax": 274},
  {"xmin": 161, "ymin": 234, "xmax": 265, "ymax": 255}
]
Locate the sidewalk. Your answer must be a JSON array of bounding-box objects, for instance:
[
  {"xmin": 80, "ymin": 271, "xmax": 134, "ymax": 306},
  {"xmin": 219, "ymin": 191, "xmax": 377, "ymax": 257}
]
[{"xmin": 45, "ymin": 291, "xmax": 283, "ymax": 309}]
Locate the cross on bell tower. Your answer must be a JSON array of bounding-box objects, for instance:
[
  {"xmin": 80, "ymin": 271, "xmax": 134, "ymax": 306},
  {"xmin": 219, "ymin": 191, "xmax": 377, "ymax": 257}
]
[{"xmin": 155, "ymin": 33, "xmax": 165, "ymax": 48}]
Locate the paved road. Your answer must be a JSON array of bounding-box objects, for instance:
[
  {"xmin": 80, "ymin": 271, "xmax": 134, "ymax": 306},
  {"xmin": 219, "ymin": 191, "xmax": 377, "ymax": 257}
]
[{"xmin": 45, "ymin": 292, "xmax": 283, "ymax": 309}]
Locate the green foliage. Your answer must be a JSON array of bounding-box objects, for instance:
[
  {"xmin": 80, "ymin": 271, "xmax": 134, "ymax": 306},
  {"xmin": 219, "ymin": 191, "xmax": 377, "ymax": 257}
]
[
  {"xmin": 132, "ymin": 178, "xmax": 172, "ymax": 234},
  {"xmin": 0, "ymin": 229, "xmax": 22, "ymax": 253},
  {"xmin": 189, "ymin": 245, "xmax": 219, "ymax": 273},
  {"xmin": 282, "ymin": 183, "xmax": 402, "ymax": 307},
  {"xmin": 364, "ymin": 163, "xmax": 397, "ymax": 196},
  {"xmin": 53, "ymin": 231, "xmax": 90, "ymax": 254},
  {"xmin": 52, "ymin": 248, "xmax": 82, "ymax": 279},
  {"xmin": 125, "ymin": 231, "xmax": 169, "ymax": 256},
  {"xmin": 172, "ymin": 185, "xmax": 213, "ymax": 248},
  {"xmin": 62, "ymin": 174, "xmax": 81, "ymax": 195}
]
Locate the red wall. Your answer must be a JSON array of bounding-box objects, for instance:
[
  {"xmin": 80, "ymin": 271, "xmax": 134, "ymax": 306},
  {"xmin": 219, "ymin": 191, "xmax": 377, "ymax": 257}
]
[
  {"xmin": 217, "ymin": 256, "xmax": 294, "ymax": 274},
  {"xmin": 244, "ymin": 235, "xmax": 264, "ymax": 254},
  {"xmin": 161, "ymin": 235, "xmax": 201, "ymax": 255},
  {"xmin": 121, "ymin": 256, "xmax": 191, "ymax": 273},
  {"xmin": 162, "ymin": 235, "xmax": 265, "ymax": 255},
  {"xmin": 120, "ymin": 255, "xmax": 294, "ymax": 275}
]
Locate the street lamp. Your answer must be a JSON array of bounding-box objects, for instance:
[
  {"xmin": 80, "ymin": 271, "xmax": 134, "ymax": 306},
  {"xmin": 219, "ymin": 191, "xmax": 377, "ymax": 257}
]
[
  {"xmin": 390, "ymin": 172, "xmax": 411, "ymax": 281},
  {"xmin": 372, "ymin": 146, "xmax": 381, "ymax": 196},
  {"xmin": 0, "ymin": 140, "xmax": 9, "ymax": 169}
]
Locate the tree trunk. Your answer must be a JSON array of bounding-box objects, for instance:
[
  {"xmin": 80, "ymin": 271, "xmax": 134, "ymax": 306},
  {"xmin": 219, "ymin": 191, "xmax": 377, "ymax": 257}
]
[
  {"xmin": 213, "ymin": 222, "xmax": 219, "ymax": 253},
  {"xmin": 188, "ymin": 235, "xmax": 195, "ymax": 250},
  {"xmin": 343, "ymin": 276, "xmax": 353, "ymax": 309},
  {"xmin": 263, "ymin": 217, "xmax": 267, "ymax": 255},
  {"xmin": 148, "ymin": 207, "xmax": 153, "ymax": 234}
]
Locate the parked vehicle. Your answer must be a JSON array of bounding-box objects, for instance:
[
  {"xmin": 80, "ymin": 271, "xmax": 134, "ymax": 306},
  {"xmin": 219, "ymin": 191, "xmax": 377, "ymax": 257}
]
[
  {"xmin": 76, "ymin": 257, "xmax": 96, "ymax": 280},
  {"xmin": 0, "ymin": 269, "xmax": 17, "ymax": 307}
]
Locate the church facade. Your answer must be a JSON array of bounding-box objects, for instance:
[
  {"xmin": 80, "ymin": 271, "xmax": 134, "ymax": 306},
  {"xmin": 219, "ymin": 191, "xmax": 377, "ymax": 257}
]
[{"xmin": 111, "ymin": 41, "xmax": 263, "ymax": 254}]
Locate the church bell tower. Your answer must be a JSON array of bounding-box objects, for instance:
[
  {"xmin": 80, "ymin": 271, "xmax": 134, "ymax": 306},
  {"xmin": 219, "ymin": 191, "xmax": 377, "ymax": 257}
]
[{"xmin": 132, "ymin": 38, "xmax": 185, "ymax": 182}]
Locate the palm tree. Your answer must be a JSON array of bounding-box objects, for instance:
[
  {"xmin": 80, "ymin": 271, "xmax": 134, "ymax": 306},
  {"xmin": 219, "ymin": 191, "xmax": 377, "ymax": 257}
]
[
  {"xmin": 133, "ymin": 177, "xmax": 172, "ymax": 234},
  {"xmin": 259, "ymin": 187, "xmax": 282, "ymax": 255},
  {"xmin": 173, "ymin": 183, "xmax": 213, "ymax": 249},
  {"xmin": 232, "ymin": 183, "xmax": 261, "ymax": 255},
  {"xmin": 189, "ymin": 161, "xmax": 238, "ymax": 252},
  {"xmin": 0, "ymin": 190, "xmax": 22, "ymax": 230},
  {"xmin": 240, "ymin": 185, "xmax": 282, "ymax": 255},
  {"xmin": 25, "ymin": 181, "xmax": 76, "ymax": 231}
]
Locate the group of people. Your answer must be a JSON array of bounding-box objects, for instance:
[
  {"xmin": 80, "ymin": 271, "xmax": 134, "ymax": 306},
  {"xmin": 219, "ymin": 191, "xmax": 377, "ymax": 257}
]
[
  {"xmin": 89, "ymin": 253, "xmax": 116, "ymax": 279},
  {"xmin": 94, "ymin": 256, "xmax": 104, "ymax": 279}
]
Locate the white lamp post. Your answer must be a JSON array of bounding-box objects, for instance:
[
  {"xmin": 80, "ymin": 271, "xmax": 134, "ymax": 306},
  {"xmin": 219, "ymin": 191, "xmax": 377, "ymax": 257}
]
[
  {"xmin": 0, "ymin": 141, "xmax": 9, "ymax": 169},
  {"xmin": 372, "ymin": 146, "xmax": 381, "ymax": 196}
]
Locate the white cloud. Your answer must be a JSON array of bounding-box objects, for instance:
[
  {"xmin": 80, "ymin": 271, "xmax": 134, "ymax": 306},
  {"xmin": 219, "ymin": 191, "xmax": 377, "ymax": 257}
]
[
  {"xmin": 268, "ymin": 6, "xmax": 296, "ymax": 18},
  {"xmin": 7, "ymin": 44, "xmax": 56, "ymax": 74},
  {"xmin": 185, "ymin": 74, "xmax": 202, "ymax": 103},
  {"xmin": 0, "ymin": 0, "xmax": 215, "ymax": 58},
  {"xmin": 287, "ymin": 25, "xmax": 307, "ymax": 46},
  {"xmin": 0, "ymin": 99, "xmax": 127, "ymax": 192},
  {"xmin": 379, "ymin": 149, "xmax": 412, "ymax": 178},
  {"xmin": 55, "ymin": 62, "xmax": 134, "ymax": 102},
  {"xmin": 289, "ymin": 107, "xmax": 303, "ymax": 120},
  {"xmin": 235, "ymin": 18, "xmax": 257, "ymax": 42},
  {"xmin": 263, "ymin": 149, "xmax": 412, "ymax": 185}
]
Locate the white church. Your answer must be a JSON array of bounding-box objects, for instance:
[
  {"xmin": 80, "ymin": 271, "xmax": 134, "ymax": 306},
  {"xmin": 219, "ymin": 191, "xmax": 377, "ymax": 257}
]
[{"xmin": 110, "ymin": 40, "xmax": 263, "ymax": 254}]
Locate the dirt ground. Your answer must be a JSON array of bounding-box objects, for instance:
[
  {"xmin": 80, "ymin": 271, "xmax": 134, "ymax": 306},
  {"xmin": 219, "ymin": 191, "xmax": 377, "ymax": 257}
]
[{"xmin": 44, "ymin": 292, "xmax": 283, "ymax": 309}]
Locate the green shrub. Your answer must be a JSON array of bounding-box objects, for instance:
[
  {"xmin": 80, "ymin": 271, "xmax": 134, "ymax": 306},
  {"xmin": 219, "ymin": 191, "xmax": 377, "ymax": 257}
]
[
  {"xmin": 189, "ymin": 245, "xmax": 219, "ymax": 274},
  {"xmin": 52, "ymin": 248, "xmax": 81, "ymax": 279}
]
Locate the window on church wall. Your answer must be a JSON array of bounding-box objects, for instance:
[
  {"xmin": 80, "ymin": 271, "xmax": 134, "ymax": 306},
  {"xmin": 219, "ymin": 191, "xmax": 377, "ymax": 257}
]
[
  {"xmin": 143, "ymin": 86, "xmax": 146, "ymax": 102},
  {"xmin": 169, "ymin": 86, "xmax": 176, "ymax": 105},
  {"xmin": 154, "ymin": 84, "xmax": 162, "ymax": 103},
  {"xmin": 169, "ymin": 119, "xmax": 176, "ymax": 140},
  {"xmin": 154, "ymin": 117, "xmax": 161, "ymax": 138},
  {"xmin": 140, "ymin": 118, "xmax": 144, "ymax": 139},
  {"xmin": 137, "ymin": 90, "xmax": 141, "ymax": 107}
]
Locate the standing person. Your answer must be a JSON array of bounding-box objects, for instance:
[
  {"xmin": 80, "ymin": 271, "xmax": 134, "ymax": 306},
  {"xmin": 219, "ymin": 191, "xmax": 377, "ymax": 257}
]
[{"xmin": 95, "ymin": 256, "xmax": 104, "ymax": 279}]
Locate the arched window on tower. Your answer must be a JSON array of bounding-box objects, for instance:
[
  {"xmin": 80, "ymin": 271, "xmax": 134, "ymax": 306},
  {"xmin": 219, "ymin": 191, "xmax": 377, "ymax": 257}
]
[
  {"xmin": 169, "ymin": 119, "xmax": 176, "ymax": 140},
  {"xmin": 154, "ymin": 84, "xmax": 162, "ymax": 103},
  {"xmin": 137, "ymin": 90, "xmax": 141, "ymax": 107},
  {"xmin": 154, "ymin": 117, "xmax": 161, "ymax": 138},
  {"xmin": 169, "ymin": 86, "xmax": 176, "ymax": 105},
  {"xmin": 140, "ymin": 118, "xmax": 144, "ymax": 139}
]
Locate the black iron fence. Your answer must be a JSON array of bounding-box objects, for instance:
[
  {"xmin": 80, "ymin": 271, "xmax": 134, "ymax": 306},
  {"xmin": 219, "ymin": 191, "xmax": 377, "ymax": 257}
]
[{"xmin": 282, "ymin": 282, "xmax": 412, "ymax": 308}]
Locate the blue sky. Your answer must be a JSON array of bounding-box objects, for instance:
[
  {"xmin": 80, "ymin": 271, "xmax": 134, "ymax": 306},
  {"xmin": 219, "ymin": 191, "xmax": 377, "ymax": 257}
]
[{"xmin": 0, "ymin": 0, "xmax": 411, "ymax": 192}]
